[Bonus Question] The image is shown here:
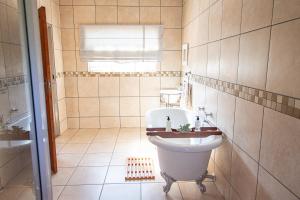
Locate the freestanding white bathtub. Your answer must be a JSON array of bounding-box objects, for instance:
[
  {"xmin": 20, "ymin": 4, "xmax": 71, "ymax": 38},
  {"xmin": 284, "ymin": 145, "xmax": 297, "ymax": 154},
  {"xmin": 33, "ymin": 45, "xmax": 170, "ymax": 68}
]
[{"xmin": 145, "ymin": 108, "xmax": 222, "ymax": 193}]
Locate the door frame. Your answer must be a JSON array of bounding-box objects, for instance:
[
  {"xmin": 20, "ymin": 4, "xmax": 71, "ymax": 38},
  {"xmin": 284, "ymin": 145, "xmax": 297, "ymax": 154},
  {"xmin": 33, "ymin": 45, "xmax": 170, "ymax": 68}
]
[{"xmin": 38, "ymin": 6, "xmax": 58, "ymax": 174}]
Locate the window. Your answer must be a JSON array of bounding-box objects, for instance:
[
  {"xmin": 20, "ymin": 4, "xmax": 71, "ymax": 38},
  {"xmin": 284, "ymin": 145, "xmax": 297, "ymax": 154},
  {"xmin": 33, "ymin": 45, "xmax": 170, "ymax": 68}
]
[{"xmin": 80, "ymin": 25, "xmax": 163, "ymax": 72}]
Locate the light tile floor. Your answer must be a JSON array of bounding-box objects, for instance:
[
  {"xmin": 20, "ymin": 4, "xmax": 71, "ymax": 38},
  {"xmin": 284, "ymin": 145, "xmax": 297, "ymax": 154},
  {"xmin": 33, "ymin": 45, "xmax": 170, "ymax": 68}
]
[{"xmin": 53, "ymin": 128, "xmax": 224, "ymax": 200}]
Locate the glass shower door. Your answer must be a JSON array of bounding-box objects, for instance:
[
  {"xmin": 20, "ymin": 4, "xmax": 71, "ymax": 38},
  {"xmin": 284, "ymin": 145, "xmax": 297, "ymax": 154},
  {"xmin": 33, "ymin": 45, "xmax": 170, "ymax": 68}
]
[{"xmin": 0, "ymin": 0, "xmax": 51, "ymax": 199}]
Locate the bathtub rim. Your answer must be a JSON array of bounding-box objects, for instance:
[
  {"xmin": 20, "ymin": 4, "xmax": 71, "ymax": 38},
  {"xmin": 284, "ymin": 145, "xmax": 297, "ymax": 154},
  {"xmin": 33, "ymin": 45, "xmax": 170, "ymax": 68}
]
[{"xmin": 148, "ymin": 135, "xmax": 222, "ymax": 153}]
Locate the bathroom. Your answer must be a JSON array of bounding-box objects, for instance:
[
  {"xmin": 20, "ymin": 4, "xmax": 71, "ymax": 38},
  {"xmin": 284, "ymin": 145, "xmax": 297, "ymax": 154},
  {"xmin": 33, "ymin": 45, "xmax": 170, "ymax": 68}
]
[{"xmin": 0, "ymin": 0, "xmax": 299, "ymax": 199}]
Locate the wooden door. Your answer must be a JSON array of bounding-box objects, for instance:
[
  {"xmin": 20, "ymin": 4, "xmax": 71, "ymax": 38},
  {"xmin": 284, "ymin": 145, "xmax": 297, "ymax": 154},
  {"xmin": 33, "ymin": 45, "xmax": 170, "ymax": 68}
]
[{"xmin": 38, "ymin": 6, "xmax": 58, "ymax": 173}]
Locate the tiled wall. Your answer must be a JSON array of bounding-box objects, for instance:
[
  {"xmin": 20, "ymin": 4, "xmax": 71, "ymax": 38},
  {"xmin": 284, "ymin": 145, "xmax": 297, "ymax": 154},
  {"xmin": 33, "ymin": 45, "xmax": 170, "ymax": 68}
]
[
  {"xmin": 37, "ymin": 0, "xmax": 68, "ymax": 133},
  {"xmin": 59, "ymin": 0, "xmax": 183, "ymax": 128},
  {"xmin": 182, "ymin": 0, "xmax": 300, "ymax": 199}
]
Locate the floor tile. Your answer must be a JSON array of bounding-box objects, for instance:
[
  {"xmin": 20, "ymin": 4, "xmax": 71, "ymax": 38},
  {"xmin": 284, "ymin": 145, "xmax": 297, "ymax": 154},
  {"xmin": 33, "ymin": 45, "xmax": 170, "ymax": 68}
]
[
  {"xmin": 179, "ymin": 181, "xmax": 224, "ymax": 200},
  {"xmin": 93, "ymin": 133, "xmax": 118, "ymax": 143},
  {"xmin": 58, "ymin": 185, "xmax": 102, "ymax": 200},
  {"xmin": 79, "ymin": 153, "xmax": 112, "ymax": 166},
  {"xmin": 52, "ymin": 186, "xmax": 64, "ymax": 200},
  {"xmin": 60, "ymin": 144, "xmax": 89, "ymax": 154},
  {"xmin": 67, "ymin": 167, "xmax": 108, "ymax": 185},
  {"xmin": 100, "ymin": 184, "xmax": 141, "ymax": 200},
  {"xmin": 110, "ymin": 152, "xmax": 130, "ymax": 166},
  {"xmin": 141, "ymin": 183, "xmax": 183, "ymax": 200},
  {"xmin": 105, "ymin": 166, "xmax": 138, "ymax": 184},
  {"xmin": 68, "ymin": 135, "xmax": 95, "ymax": 144},
  {"xmin": 87, "ymin": 142, "xmax": 115, "ymax": 153},
  {"xmin": 57, "ymin": 154, "xmax": 83, "ymax": 167},
  {"xmin": 99, "ymin": 128, "xmax": 120, "ymax": 134},
  {"xmin": 119, "ymin": 128, "xmax": 140, "ymax": 134},
  {"xmin": 52, "ymin": 168, "xmax": 75, "ymax": 186},
  {"xmin": 114, "ymin": 141, "xmax": 141, "ymax": 153}
]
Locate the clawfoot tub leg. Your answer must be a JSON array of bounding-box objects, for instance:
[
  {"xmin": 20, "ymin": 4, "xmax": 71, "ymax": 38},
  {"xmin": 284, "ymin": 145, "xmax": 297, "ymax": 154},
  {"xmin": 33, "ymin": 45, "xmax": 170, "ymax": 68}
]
[
  {"xmin": 196, "ymin": 170, "xmax": 216, "ymax": 193},
  {"xmin": 160, "ymin": 172, "xmax": 176, "ymax": 193}
]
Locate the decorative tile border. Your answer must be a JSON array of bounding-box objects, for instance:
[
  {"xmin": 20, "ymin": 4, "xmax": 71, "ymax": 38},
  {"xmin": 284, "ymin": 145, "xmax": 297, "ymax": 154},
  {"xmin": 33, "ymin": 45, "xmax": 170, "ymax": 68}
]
[
  {"xmin": 190, "ymin": 74, "xmax": 300, "ymax": 119},
  {"xmin": 0, "ymin": 75, "xmax": 26, "ymax": 92},
  {"xmin": 60, "ymin": 71, "xmax": 182, "ymax": 78}
]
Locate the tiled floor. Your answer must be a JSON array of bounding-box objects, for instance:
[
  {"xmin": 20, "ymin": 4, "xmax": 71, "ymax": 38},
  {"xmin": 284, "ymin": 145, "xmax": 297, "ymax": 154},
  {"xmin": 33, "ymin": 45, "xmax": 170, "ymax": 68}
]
[{"xmin": 53, "ymin": 128, "xmax": 224, "ymax": 200}]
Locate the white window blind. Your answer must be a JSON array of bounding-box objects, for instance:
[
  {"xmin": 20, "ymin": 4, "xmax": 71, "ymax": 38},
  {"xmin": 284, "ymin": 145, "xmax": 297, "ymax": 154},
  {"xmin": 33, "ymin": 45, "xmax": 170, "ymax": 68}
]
[{"xmin": 80, "ymin": 25, "xmax": 163, "ymax": 62}]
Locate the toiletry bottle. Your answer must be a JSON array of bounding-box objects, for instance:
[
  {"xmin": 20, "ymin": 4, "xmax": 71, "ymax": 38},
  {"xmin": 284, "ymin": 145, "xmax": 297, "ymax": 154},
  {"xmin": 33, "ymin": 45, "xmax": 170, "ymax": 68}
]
[
  {"xmin": 195, "ymin": 116, "xmax": 201, "ymax": 131},
  {"xmin": 166, "ymin": 116, "xmax": 172, "ymax": 132}
]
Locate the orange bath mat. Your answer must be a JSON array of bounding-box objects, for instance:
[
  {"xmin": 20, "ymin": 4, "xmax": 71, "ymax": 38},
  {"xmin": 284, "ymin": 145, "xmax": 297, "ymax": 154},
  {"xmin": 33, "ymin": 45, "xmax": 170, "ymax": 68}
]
[{"xmin": 125, "ymin": 157, "xmax": 155, "ymax": 181}]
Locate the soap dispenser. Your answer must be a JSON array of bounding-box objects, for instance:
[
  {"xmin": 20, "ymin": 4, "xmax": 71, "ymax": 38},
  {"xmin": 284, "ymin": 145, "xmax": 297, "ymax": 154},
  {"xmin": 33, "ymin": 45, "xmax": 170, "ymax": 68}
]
[
  {"xmin": 195, "ymin": 116, "xmax": 201, "ymax": 131},
  {"xmin": 166, "ymin": 116, "xmax": 172, "ymax": 132}
]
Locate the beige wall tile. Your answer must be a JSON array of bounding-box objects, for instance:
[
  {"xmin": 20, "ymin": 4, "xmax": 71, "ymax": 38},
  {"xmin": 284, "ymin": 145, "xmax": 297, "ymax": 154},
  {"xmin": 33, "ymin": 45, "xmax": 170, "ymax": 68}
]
[
  {"xmin": 64, "ymin": 77, "xmax": 78, "ymax": 97},
  {"xmin": 120, "ymin": 97, "xmax": 140, "ymax": 116},
  {"xmin": 73, "ymin": 0, "xmax": 95, "ymax": 5},
  {"xmin": 57, "ymin": 78, "xmax": 66, "ymax": 100},
  {"xmin": 58, "ymin": 99, "xmax": 67, "ymax": 120},
  {"xmin": 229, "ymin": 187, "xmax": 242, "ymax": 200},
  {"xmin": 161, "ymin": 77, "xmax": 180, "ymax": 88},
  {"xmin": 241, "ymin": 0, "xmax": 273, "ymax": 32},
  {"xmin": 61, "ymin": 29, "xmax": 75, "ymax": 50},
  {"xmin": 79, "ymin": 98, "xmax": 100, "ymax": 117},
  {"xmin": 118, "ymin": 7, "xmax": 139, "ymax": 24},
  {"xmin": 140, "ymin": 0, "xmax": 160, "ymax": 6},
  {"xmin": 256, "ymin": 167, "xmax": 299, "ymax": 200},
  {"xmin": 60, "ymin": 6, "xmax": 74, "ymax": 28},
  {"xmin": 234, "ymin": 98, "xmax": 263, "ymax": 161},
  {"xmin": 95, "ymin": 0, "xmax": 117, "ymax": 5},
  {"xmin": 99, "ymin": 77, "xmax": 120, "ymax": 97},
  {"xmin": 161, "ymin": 51, "xmax": 181, "ymax": 71},
  {"xmin": 163, "ymin": 29, "xmax": 182, "ymax": 50},
  {"xmin": 140, "ymin": 97, "xmax": 160, "ymax": 116},
  {"xmin": 238, "ymin": 27, "xmax": 270, "ymax": 90},
  {"xmin": 68, "ymin": 118, "xmax": 80, "ymax": 129},
  {"xmin": 80, "ymin": 117, "xmax": 100, "ymax": 128},
  {"xmin": 60, "ymin": 0, "xmax": 73, "ymax": 5},
  {"xmin": 260, "ymin": 108, "xmax": 300, "ymax": 197},
  {"xmin": 100, "ymin": 97, "xmax": 119, "ymax": 116},
  {"xmin": 189, "ymin": 46, "xmax": 207, "ymax": 76},
  {"xmin": 120, "ymin": 77, "xmax": 139, "ymax": 96},
  {"xmin": 118, "ymin": 0, "xmax": 139, "ymax": 6},
  {"xmin": 273, "ymin": 0, "xmax": 300, "ymax": 24},
  {"xmin": 140, "ymin": 7, "xmax": 160, "ymax": 24},
  {"xmin": 192, "ymin": 83, "xmax": 206, "ymax": 109},
  {"xmin": 78, "ymin": 77, "xmax": 99, "ymax": 97},
  {"xmin": 215, "ymin": 139, "xmax": 233, "ymax": 181},
  {"xmin": 161, "ymin": 7, "xmax": 182, "ymax": 28},
  {"xmin": 100, "ymin": 117, "xmax": 120, "ymax": 128},
  {"xmin": 215, "ymin": 165, "xmax": 231, "ymax": 200},
  {"xmin": 209, "ymin": 0, "xmax": 222, "ymax": 42},
  {"xmin": 73, "ymin": 6, "xmax": 95, "ymax": 27},
  {"xmin": 66, "ymin": 98, "xmax": 79, "ymax": 117},
  {"xmin": 76, "ymin": 51, "xmax": 88, "ymax": 71},
  {"xmin": 62, "ymin": 51, "xmax": 76, "ymax": 71},
  {"xmin": 222, "ymin": 0, "xmax": 242, "ymax": 38},
  {"xmin": 231, "ymin": 144, "xmax": 258, "ymax": 200},
  {"xmin": 207, "ymin": 41, "xmax": 220, "ymax": 79},
  {"xmin": 266, "ymin": 20, "xmax": 300, "ymax": 98},
  {"xmin": 161, "ymin": 0, "xmax": 182, "ymax": 6},
  {"xmin": 219, "ymin": 35, "xmax": 239, "ymax": 83},
  {"xmin": 198, "ymin": 10, "xmax": 209, "ymax": 45},
  {"xmin": 217, "ymin": 92, "xmax": 235, "ymax": 139},
  {"xmin": 120, "ymin": 117, "xmax": 140, "ymax": 127},
  {"xmin": 205, "ymin": 87, "xmax": 218, "ymax": 123},
  {"xmin": 140, "ymin": 77, "xmax": 160, "ymax": 96},
  {"xmin": 96, "ymin": 6, "xmax": 117, "ymax": 24}
]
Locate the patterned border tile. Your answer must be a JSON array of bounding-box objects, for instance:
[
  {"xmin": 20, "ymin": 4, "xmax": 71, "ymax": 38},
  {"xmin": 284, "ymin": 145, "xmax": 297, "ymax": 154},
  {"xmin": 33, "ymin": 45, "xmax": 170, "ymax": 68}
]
[
  {"xmin": 60, "ymin": 71, "xmax": 182, "ymax": 78},
  {"xmin": 190, "ymin": 74, "xmax": 300, "ymax": 119}
]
